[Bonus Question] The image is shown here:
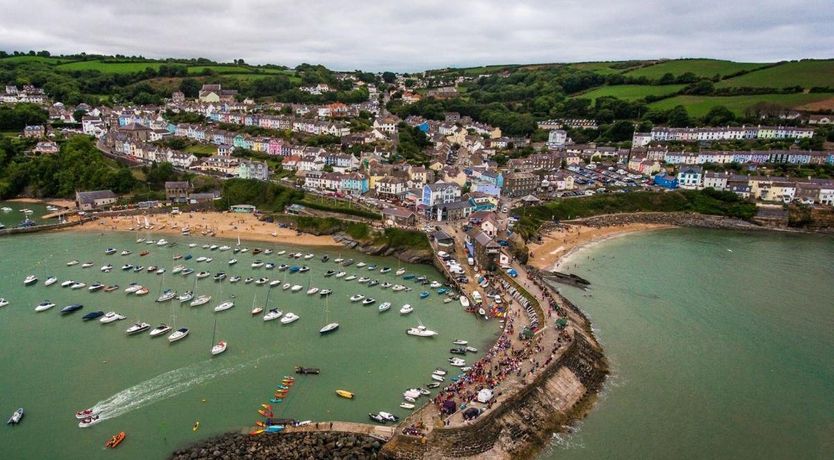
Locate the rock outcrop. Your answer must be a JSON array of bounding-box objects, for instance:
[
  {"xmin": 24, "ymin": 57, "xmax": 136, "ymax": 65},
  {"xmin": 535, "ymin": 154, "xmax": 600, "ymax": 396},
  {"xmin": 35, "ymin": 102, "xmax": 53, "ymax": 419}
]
[
  {"xmin": 332, "ymin": 232, "xmax": 433, "ymax": 264},
  {"xmin": 170, "ymin": 431, "xmax": 383, "ymax": 460}
]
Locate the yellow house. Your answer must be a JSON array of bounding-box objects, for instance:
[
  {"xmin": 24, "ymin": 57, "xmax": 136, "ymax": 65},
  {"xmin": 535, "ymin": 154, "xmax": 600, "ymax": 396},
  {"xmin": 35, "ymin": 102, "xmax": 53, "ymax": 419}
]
[
  {"xmin": 446, "ymin": 127, "xmax": 467, "ymax": 145},
  {"xmin": 488, "ymin": 127, "xmax": 502, "ymax": 139},
  {"xmin": 428, "ymin": 161, "xmax": 445, "ymax": 171}
]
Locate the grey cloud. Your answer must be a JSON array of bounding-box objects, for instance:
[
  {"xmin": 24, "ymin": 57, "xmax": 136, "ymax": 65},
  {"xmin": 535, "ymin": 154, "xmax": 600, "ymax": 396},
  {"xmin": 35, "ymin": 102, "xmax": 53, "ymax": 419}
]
[{"xmin": 0, "ymin": 0, "xmax": 831, "ymax": 71}]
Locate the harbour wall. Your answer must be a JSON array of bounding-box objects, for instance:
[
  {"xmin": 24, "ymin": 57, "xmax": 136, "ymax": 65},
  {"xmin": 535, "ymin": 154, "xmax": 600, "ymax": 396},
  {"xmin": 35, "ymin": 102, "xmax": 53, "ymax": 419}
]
[
  {"xmin": 562, "ymin": 211, "xmax": 765, "ymax": 231},
  {"xmin": 0, "ymin": 219, "xmax": 84, "ymax": 237}
]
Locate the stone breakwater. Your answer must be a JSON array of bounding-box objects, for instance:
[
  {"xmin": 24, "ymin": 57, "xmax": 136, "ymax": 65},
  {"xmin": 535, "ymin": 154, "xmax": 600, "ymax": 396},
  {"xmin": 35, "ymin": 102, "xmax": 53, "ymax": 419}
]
[
  {"xmin": 565, "ymin": 211, "xmax": 764, "ymax": 230},
  {"xmin": 169, "ymin": 432, "xmax": 383, "ymax": 460},
  {"xmin": 331, "ymin": 232, "xmax": 434, "ymax": 264}
]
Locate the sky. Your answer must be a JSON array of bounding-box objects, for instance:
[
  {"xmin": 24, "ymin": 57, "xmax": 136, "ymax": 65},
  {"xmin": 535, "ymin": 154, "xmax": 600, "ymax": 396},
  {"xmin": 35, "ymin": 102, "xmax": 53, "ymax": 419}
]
[{"xmin": 0, "ymin": 0, "xmax": 831, "ymax": 71}]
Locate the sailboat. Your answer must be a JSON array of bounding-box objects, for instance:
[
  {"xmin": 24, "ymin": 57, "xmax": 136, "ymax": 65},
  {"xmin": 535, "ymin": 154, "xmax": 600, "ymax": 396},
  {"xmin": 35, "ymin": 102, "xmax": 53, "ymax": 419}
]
[
  {"xmin": 319, "ymin": 296, "xmax": 339, "ymax": 334},
  {"xmin": 211, "ymin": 317, "xmax": 227, "ymax": 355},
  {"xmin": 167, "ymin": 301, "xmax": 189, "ymax": 343},
  {"xmin": 250, "ymin": 294, "xmax": 263, "ymax": 316},
  {"xmin": 156, "ymin": 273, "xmax": 175, "ymax": 302}
]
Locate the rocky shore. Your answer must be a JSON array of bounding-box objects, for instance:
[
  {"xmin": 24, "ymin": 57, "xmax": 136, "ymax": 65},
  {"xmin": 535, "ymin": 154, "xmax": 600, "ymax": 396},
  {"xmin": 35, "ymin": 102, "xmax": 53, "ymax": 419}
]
[
  {"xmin": 332, "ymin": 232, "xmax": 433, "ymax": 264},
  {"xmin": 170, "ymin": 432, "xmax": 383, "ymax": 460},
  {"xmin": 565, "ymin": 211, "xmax": 764, "ymax": 230}
]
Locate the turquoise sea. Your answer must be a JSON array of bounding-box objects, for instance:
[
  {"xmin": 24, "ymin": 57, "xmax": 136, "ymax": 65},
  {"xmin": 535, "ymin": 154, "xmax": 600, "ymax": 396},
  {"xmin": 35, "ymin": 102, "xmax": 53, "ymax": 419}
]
[
  {"xmin": 542, "ymin": 228, "xmax": 834, "ymax": 459},
  {"xmin": 0, "ymin": 231, "xmax": 496, "ymax": 459}
]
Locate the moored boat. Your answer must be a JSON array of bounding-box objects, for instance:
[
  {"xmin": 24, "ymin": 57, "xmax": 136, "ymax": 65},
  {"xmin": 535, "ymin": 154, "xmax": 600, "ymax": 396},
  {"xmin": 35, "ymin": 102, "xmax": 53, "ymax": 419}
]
[
  {"xmin": 319, "ymin": 322, "xmax": 339, "ymax": 334},
  {"xmin": 280, "ymin": 312, "xmax": 299, "ymax": 324},
  {"xmin": 399, "ymin": 304, "xmax": 413, "ymax": 315},
  {"xmin": 149, "ymin": 323, "xmax": 172, "ymax": 337},
  {"xmin": 104, "ymin": 432, "xmax": 126, "ymax": 448},
  {"xmin": 60, "ymin": 304, "xmax": 83, "ymax": 315},
  {"xmin": 35, "ymin": 301, "xmax": 56, "ymax": 312},
  {"xmin": 125, "ymin": 322, "xmax": 150, "ymax": 335},
  {"xmin": 82, "ymin": 311, "xmax": 105, "ymax": 321},
  {"xmin": 214, "ymin": 301, "xmax": 234, "ymax": 312},
  {"xmin": 168, "ymin": 327, "xmax": 189, "ymax": 343},
  {"xmin": 336, "ymin": 390, "xmax": 354, "ymax": 399},
  {"xmin": 7, "ymin": 408, "xmax": 24, "ymax": 425},
  {"xmin": 23, "ymin": 275, "xmax": 38, "ymax": 286},
  {"xmin": 100, "ymin": 312, "xmax": 125, "ymax": 323},
  {"xmin": 263, "ymin": 308, "xmax": 282, "ymax": 321},
  {"xmin": 78, "ymin": 415, "xmax": 101, "ymax": 428},
  {"xmin": 406, "ymin": 325, "xmax": 438, "ymax": 337},
  {"xmin": 44, "ymin": 276, "xmax": 57, "ymax": 286},
  {"xmin": 378, "ymin": 302, "xmax": 391, "ymax": 313}
]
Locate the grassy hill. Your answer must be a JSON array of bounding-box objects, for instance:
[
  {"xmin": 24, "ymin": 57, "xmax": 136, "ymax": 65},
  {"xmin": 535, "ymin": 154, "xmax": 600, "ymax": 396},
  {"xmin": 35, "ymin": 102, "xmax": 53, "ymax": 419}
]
[
  {"xmin": 573, "ymin": 84, "xmax": 685, "ymax": 102},
  {"xmin": 716, "ymin": 60, "xmax": 834, "ymax": 89},
  {"xmin": 56, "ymin": 60, "xmax": 163, "ymax": 74},
  {"xmin": 648, "ymin": 93, "xmax": 834, "ymax": 117},
  {"xmin": 623, "ymin": 59, "xmax": 766, "ymax": 79}
]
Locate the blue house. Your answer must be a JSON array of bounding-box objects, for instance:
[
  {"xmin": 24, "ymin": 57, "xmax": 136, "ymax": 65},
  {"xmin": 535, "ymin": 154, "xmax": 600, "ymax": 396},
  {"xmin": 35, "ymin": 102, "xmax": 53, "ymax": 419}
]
[{"xmin": 653, "ymin": 172, "xmax": 678, "ymax": 189}]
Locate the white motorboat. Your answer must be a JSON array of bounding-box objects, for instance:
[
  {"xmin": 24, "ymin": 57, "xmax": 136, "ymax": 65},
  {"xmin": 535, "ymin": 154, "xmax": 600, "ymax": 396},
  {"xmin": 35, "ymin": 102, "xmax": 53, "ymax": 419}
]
[
  {"xmin": 61, "ymin": 280, "xmax": 75, "ymax": 288},
  {"xmin": 280, "ymin": 312, "xmax": 299, "ymax": 324},
  {"xmin": 228, "ymin": 259, "xmax": 238, "ymax": 265},
  {"xmin": 356, "ymin": 262, "xmax": 366, "ymax": 268},
  {"xmin": 362, "ymin": 298, "xmax": 376, "ymax": 305},
  {"xmin": 319, "ymin": 289, "xmax": 332, "ymax": 296},
  {"xmin": 0, "ymin": 298, "xmax": 8, "ymax": 308},
  {"xmin": 290, "ymin": 284, "xmax": 303, "ymax": 292},
  {"xmin": 81, "ymin": 262, "xmax": 94, "ymax": 268},
  {"xmin": 70, "ymin": 282, "xmax": 86, "ymax": 290},
  {"xmin": 380, "ymin": 282, "xmax": 392, "ymax": 289},
  {"xmin": 399, "ymin": 402, "xmax": 415, "ymax": 410},
  {"xmin": 396, "ymin": 268, "xmax": 406, "ymax": 276},
  {"xmin": 78, "ymin": 415, "xmax": 102, "ymax": 428},
  {"xmin": 44, "ymin": 276, "xmax": 57, "ymax": 286},
  {"xmin": 306, "ymin": 287, "xmax": 319, "ymax": 295},
  {"xmin": 334, "ymin": 271, "xmax": 346, "ymax": 278},
  {"xmin": 219, "ymin": 245, "xmax": 231, "ymax": 251},
  {"xmin": 282, "ymin": 283, "xmax": 291, "ymax": 290},
  {"xmin": 269, "ymin": 280, "xmax": 282, "ymax": 287},
  {"xmin": 229, "ymin": 276, "xmax": 241, "ymax": 283},
  {"xmin": 407, "ymin": 325, "xmax": 438, "ymax": 337},
  {"xmin": 449, "ymin": 357, "xmax": 466, "ymax": 367},
  {"xmin": 255, "ymin": 277, "xmax": 269, "ymax": 286},
  {"xmin": 196, "ymin": 271, "xmax": 210, "ymax": 279},
  {"xmin": 399, "ymin": 304, "xmax": 413, "ymax": 315},
  {"xmin": 149, "ymin": 323, "xmax": 172, "ymax": 337},
  {"xmin": 403, "ymin": 389, "xmax": 422, "ymax": 400},
  {"xmin": 430, "ymin": 281, "xmax": 442, "ymax": 288},
  {"xmin": 196, "ymin": 256, "xmax": 208, "ymax": 262},
  {"xmin": 209, "ymin": 244, "xmax": 218, "ymax": 251},
  {"xmin": 135, "ymin": 287, "xmax": 149, "ymax": 296},
  {"xmin": 214, "ymin": 301, "xmax": 234, "ymax": 312},
  {"xmin": 66, "ymin": 260, "xmax": 79, "ymax": 266},
  {"xmin": 100, "ymin": 264, "xmax": 113, "ymax": 272},
  {"xmin": 0, "ymin": 206, "xmax": 12, "ymax": 212},
  {"xmin": 178, "ymin": 291, "xmax": 194, "ymax": 303},
  {"xmin": 34, "ymin": 301, "xmax": 55, "ymax": 312},
  {"xmin": 378, "ymin": 302, "xmax": 391, "ymax": 313},
  {"xmin": 380, "ymin": 267, "xmax": 391, "ymax": 274},
  {"xmin": 251, "ymin": 260, "xmax": 264, "ymax": 268},
  {"xmin": 344, "ymin": 274, "xmax": 357, "ymax": 281},
  {"xmin": 453, "ymin": 339, "xmax": 468, "ymax": 345},
  {"xmin": 304, "ymin": 253, "xmax": 314, "ymax": 259},
  {"xmin": 190, "ymin": 295, "xmax": 211, "ymax": 307},
  {"xmin": 392, "ymin": 284, "xmax": 406, "ymax": 292},
  {"xmin": 357, "ymin": 277, "xmax": 370, "ymax": 284},
  {"xmin": 126, "ymin": 322, "xmax": 151, "ymax": 335},
  {"xmin": 432, "ymin": 368, "xmax": 447, "ymax": 376},
  {"xmin": 263, "ymin": 308, "xmax": 283, "ymax": 321},
  {"xmin": 244, "ymin": 277, "xmax": 254, "ymax": 284},
  {"xmin": 319, "ymin": 322, "xmax": 339, "ymax": 334},
  {"xmin": 156, "ymin": 239, "xmax": 169, "ymax": 246},
  {"xmin": 156, "ymin": 289, "xmax": 176, "ymax": 302},
  {"xmin": 349, "ymin": 294, "xmax": 364, "ymax": 302},
  {"xmin": 120, "ymin": 250, "xmax": 131, "ymax": 256},
  {"xmin": 24, "ymin": 275, "xmax": 38, "ymax": 286},
  {"xmin": 172, "ymin": 265, "xmax": 185, "ymax": 274},
  {"xmin": 156, "ymin": 268, "xmax": 165, "ymax": 275},
  {"xmin": 443, "ymin": 297, "xmax": 453, "ymax": 304},
  {"xmin": 293, "ymin": 252, "xmax": 303, "ymax": 259},
  {"xmin": 88, "ymin": 283, "xmax": 104, "ymax": 292},
  {"xmin": 263, "ymin": 249, "xmax": 273, "ymax": 255},
  {"xmin": 168, "ymin": 327, "xmax": 189, "ymax": 342},
  {"xmin": 121, "ymin": 264, "xmax": 133, "ymax": 271},
  {"xmin": 188, "ymin": 243, "xmax": 198, "ymax": 248},
  {"xmin": 99, "ymin": 312, "xmax": 125, "ymax": 323},
  {"xmin": 459, "ymin": 296, "xmax": 470, "ymax": 308},
  {"xmin": 334, "ymin": 257, "xmax": 344, "ymax": 263}
]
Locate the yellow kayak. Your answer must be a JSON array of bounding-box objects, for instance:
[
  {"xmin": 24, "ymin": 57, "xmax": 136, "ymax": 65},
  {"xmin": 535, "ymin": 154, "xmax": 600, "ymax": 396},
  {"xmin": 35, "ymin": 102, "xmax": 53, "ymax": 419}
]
[
  {"xmin": 192, "ymin": 421, "xmax": 200, "ymax": 432},
  {"xmin": 336, "ymin": 389, "xmax": 354, "ymax": 399}
]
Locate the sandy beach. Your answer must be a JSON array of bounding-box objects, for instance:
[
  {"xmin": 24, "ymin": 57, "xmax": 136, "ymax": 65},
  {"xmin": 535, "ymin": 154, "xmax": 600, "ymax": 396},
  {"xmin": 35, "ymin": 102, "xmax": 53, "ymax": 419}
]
[
  {"xmin": 73, "ymin": 211, "xmax": 340, "ymax": 247},
  {"xmin": 528, "ymin": 223, "xmax": 673, "ymax": 271}
]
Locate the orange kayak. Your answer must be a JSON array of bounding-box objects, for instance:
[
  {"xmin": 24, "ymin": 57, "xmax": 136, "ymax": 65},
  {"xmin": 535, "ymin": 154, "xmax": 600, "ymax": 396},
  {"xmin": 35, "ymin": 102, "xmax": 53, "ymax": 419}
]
[{"xmin": 105, "ymin": 432, "xmax": 126, "ymax": 448}]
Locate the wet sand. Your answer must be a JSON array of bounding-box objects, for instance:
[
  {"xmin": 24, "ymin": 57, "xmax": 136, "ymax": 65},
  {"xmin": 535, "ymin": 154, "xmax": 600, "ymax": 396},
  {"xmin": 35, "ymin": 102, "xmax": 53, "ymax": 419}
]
[
  {"xmin": 528, "ymin": 223, "xmax": 673, "ymax": 271},
  {"xmin": 73, "ymin": 211, "xmax": 339, "ymax": 247}
]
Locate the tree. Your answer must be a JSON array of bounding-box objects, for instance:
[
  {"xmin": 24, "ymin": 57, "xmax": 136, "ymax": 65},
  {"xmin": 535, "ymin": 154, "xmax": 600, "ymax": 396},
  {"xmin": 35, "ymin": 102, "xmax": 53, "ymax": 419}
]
[
  {"xmin": 179, "ymin": 78, "xmax": 201, "ymax": 98},
  {"xmin": 73, "ymin": 109, "xmax": 87, "ymax": 123},
  {"xmin": 603, "ymin": 120, "xmax": 635, "ymax": 142},
  {"xmin": 703, "ymin": 105, "xmax": 735, "ymax": 126},
  {"xmin": 381, "ymin": 72, "xmax": 396, "ymax": 84},
  {"xmin": 667, "ymin": 105, "xmax": 691, "ymax": 128}
]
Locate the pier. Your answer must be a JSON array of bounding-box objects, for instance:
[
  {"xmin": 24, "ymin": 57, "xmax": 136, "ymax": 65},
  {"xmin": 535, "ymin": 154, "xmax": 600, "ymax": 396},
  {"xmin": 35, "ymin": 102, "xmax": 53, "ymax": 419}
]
[{"xmin": 282, "ymin": 421, "xmax": 396, "ymax": 440}]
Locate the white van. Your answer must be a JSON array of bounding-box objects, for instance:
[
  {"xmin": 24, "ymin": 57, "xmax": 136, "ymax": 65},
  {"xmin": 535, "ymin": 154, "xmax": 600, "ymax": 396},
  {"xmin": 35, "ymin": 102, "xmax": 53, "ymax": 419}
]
[{"xmin": 467, "ymin": 257, "xmax": 475, "ymax": 266}]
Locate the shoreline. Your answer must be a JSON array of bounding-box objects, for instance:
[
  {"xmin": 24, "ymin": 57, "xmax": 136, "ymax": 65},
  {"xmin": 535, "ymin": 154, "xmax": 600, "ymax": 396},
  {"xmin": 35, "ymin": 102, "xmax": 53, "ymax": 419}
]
[
  {"xmin": 70, "ymin": 212, "xmax": 340, "ymax": 247},
  {"xmin": 528, "ymin": 223, "xmax": 674, "ymax": 272},
  {"xmin": 4, "ymin": 197, "xmax": 76, "ymax": 208}
]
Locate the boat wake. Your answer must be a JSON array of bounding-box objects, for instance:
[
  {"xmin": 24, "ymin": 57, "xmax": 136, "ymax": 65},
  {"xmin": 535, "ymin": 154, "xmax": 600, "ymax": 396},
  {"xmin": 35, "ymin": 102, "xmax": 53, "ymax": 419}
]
[{"xmin": 87, "ymin": 356, "xmax": 267, "ymax": 422}]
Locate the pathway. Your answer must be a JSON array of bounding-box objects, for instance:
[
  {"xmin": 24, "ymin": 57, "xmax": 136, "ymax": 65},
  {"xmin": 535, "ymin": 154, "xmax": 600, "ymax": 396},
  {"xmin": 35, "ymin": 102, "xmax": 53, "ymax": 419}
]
[{"xmin": 282, "ymin": 421, "xmax": 395, "ymax": 440}]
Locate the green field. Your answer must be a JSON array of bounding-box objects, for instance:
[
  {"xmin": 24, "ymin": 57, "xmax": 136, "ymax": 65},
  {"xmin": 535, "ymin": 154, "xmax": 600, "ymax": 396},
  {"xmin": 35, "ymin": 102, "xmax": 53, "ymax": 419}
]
[
  {"xmin": 566, "ymin": 62, "xmax": 635, "ymax": 75},
  {"xmin": 716, "ymin": 60, "xmax": 834, "ymax": 89},
  {"xmin": 648, "ymin": 93, "xmax": 834, "ymax": 117},
  {"xmin": 56, "ymin": 60, "xmax": 162, "ymax": 73},
  {"xmin": 187, "ymin": 65, "xmax": 261, "ymax": 74},
  {"xmin": 573, "ymin": 84, "xmax": 685, "ymax": 102},
  {"xmin": 0, "ymin": 55, "xmax": 69, "ymax": 65},
  {"xmin": 184, "ymin": 144, "xmax": 217, "ymax": 156},
  {"xmin": 624, "ymin": 59, "xmax": 766, "ymax": 79}
]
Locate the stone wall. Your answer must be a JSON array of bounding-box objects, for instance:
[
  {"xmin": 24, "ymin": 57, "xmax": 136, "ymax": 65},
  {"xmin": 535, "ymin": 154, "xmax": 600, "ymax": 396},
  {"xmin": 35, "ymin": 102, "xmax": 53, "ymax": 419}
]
[
  {"xmin": 380, "ymin": 333, "xmax": 608, "ymax": 460},
  {"xmin": 565, "ymin": 211, "xmax": 764, "ymax": 230},
  {"xmin": 169, "ymin": 431, "xmax": 383, "ymax": 459},
  {"xmin": 0, "ymin": 219, "xmax": 84, "ymax": 237}
]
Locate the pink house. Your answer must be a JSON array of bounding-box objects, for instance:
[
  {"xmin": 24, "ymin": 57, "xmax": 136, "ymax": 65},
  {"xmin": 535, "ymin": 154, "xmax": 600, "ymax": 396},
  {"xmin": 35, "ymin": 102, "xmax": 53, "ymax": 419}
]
[{"xmin": 268, "ymin": 138, "xmax": 284, "ymax": 156}]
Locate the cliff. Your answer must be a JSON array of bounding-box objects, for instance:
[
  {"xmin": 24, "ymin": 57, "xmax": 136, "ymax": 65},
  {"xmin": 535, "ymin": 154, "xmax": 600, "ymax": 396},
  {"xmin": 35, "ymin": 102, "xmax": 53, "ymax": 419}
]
[{"xmin": 332, "ymin": 232, "xmax": 434, "ymax": 264}]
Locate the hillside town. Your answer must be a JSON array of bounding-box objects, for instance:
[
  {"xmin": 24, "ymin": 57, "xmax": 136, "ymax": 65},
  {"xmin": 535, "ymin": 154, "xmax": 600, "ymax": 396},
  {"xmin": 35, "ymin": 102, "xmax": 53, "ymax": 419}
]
[{"xmin": 5, "ymin": 75, "xmax": 834, "ymax": 227}]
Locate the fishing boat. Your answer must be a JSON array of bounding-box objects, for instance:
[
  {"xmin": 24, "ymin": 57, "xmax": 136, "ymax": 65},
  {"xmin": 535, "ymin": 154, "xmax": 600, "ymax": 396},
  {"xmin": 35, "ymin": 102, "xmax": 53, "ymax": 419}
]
[
  {"xmin": 362, "ymin": 298, "xmax": 376, "ymax": 305},
  {"xmin": 35, "ymin": 301, "xmax": 56, "ymax": 312},
  {"xmin": 214, "ymin": 301, "xmax": 234, "ymax": 312},
  {"xmin": 378, "ymin": 302, "xmax": 391, "ymax": 313},
  {"xmin": 419, "ymin": 291, "xmax": 430, "ymax": 299},
  {"xmin": 126, "ymin": 322, "xmax": 150, "ymax": 335},
  {"xmin": 395, "ymin": 268, "xmax": 406, "ymax": 276},
  {"xmin": 100, "ymin": 312, "xmax": 125, "ymax": 323},
  {"xmin": 335, "ymin": 390, "xmax": 354, "ymax": 399},
  {"xmin": 23, "ymin": 275, "xmax": 38, "ymax": 286},
  {"xmin": 67, "ymin": 260, "xmax": 79, "ymax": 266},
  {"xmin": 60, "ymin": 304, "xmax": 83, "ymax": 315},
  {"xmin": 168, "ymin": 327, "xmax": 189, "ymax": 343},
  {"xmin": 7, "ymin": 408, "xmax": 24, "ymax": 425},
  {"xmin": 406, "ymin": 325, "xmax": 438, "ymax": 337},
  {"xmin": 349, "ymin": 294, "xmax": 364, "ymax": 302},
  {"xmin": 264, "ymin": 308, "xmax": 282, "ymax": 321},
  {"xmin": 149, "ymin": 323, "xmax": 172, "ymax": 337},
  {"xmin": 280, "ymin": 312, "xmax": 299, "ymax": 324},
  {"xmin": 190, "ymin": 295, "xmax": 211, "ymax": 307},
  {"xmin": 70, "ymin": 282, "xmax": 86, "ymax": 290},
  {"xmin": 78, "ymin": 415, "xmax": 102, "ymax": 428},
  {"xmin": 399, "ymin": 304, "xmax": 414, "ymax": 315},
  {"xmin": 44, "ymin": 276, "xmax": 57, "ymax": 286},
  {"xmin": 82, "ymin": 311, "xmax": 105, "ymax": 321},
  {"xmin": 104, "ymin": 432, "xmax": 126, "ymax": 448}
]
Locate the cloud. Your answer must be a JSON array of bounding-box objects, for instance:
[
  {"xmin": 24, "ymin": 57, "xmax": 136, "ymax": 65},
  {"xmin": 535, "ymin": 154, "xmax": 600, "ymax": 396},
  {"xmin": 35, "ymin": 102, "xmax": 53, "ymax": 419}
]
[{"xmin": 0, "ymin": 0, "xmax": 831, "ymax": 71}]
